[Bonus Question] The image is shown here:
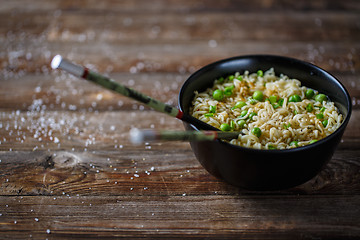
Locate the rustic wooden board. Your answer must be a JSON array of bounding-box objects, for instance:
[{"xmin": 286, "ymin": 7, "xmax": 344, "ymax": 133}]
[
  {"xmin": 1, "ymin": 0, "xmax": 360, "ymax": 239},
  {"xmin": 0, "ymin": 195, "xmax": 359, "ymax": 239}
]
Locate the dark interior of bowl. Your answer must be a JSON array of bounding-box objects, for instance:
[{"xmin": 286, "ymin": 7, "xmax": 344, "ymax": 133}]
[{"xmin": 179, "ymin": 55, "xmax": 352, "ymax": 190}]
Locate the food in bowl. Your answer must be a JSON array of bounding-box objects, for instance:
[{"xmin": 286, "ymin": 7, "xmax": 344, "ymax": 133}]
[{"xmin": 190, "ymin": 68, "xmax": 344, "ymax": 150}]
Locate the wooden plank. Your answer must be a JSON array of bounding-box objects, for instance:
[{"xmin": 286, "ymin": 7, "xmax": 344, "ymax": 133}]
[
  {"xmin": 1, "ymin": 0, "xmax": 359, "ymax": 13},
  {"xmin": 0, "ymin": 73, "xmax": 185, "ymax": 110},
  {"xmin": 2, "ymin": 11, "xmax": 359, "ymax": 42},
  {"xmin": 0, "ymin": 146, "xmax": 359, "ymax": 196},
  {"xmin": 1, "ymin": 40, "xmax": 359, "ymax": 77},
  {"xmin": 0, "ymin": 195, "xmax": 359, "ymax": 239}
]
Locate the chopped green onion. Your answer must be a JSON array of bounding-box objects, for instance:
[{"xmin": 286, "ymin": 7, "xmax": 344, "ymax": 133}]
[
  {"xmin": 309, "ymin": 140, "xmax": 318, "ymax": 144},
  {"xmin": 228, "ymin": 75, "xmax": 235, "ymax": 81},
  {"xmin": 224, "ymin": 85, "xmax": 234, "ymax": 96},
  {"xmin": 204, "ymin": 113, "xmax": 214, "ymax": 117},
  {"xmin": 322, "ymin": 119, "xmax": 328, "ymax": 127},
  {"xmin": 230, "ymin": 120, "xmax": 235, "ymax": 129},
  {"xmin": 290, "ymin": 141, "xmax": 299, "ymax": 147},
  {"xmin": 209, "ymin": 105, "xmax": 216, "ymax": 113},
  {"xmin": 306, "ymin": 103, "xmax": 313, "ymax": 112},
  {"xmin": 316, "ymin": 113, "xmax": 324, "ymax": 120},
  {"xmin": 283, "ymin": 123, "xmax": 291, "ymax": 129},
  {"xmin": 268, "ymin": 144, "xmax": 277, "ymax": 150},
  {"xmin": 272, "ymin": 103, "xmax": 280, "ymax": 109},
  {"xmin": 237, "ymin": 75, "xmax": 243, "ymax": 81},
  {"xmin": 278, "ymin": 98, "xmax": 284, "ymax": 106}
]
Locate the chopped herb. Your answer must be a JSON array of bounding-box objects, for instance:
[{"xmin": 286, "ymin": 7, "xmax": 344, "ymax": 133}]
[
  {"xmin": 224, "ymin": 85, "xmax": 235, "ymax": 96},
  {"xmin": 268, "ymin": 144, "xmax": 277, "ymax": 150},
  {"xmin": 283, "ymin": 123, "xmax": 291, "ymax": 129},
  {"xmin": 316, "ymin": 113, "xmax": 324, "ymax": 120},
  {"xmin": 290, "ymin": 141, "xmax": 299, "ymax": 147},
  {"xmin": 322, "ymin": 119, "xmax": 328, "ymax": 127},
  {"xmin": 306, "ymin": 103, "xmax": 313, "ymax": 112}
]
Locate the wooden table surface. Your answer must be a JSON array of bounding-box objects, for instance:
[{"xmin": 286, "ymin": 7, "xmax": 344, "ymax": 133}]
[{"xmin": 1, "ymin": 0, "xmax": 360, "ymax": 239}]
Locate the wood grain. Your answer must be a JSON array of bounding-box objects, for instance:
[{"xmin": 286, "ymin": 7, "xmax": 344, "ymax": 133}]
[{"xmin": 1, "ymin": 0, "xmax": 360, "ymax": 239}]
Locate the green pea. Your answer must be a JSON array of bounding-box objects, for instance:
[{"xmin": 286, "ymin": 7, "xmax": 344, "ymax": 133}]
[
  {"xmin": 305, "ymin": 89, "xmax": 315, "ymax": 99},
  {"xmin": 237, "ymin": 119, "xmax": 246, "ymax": 128},
  {"xmin": 257, "ymin": 70, "xmax": 263, "ymax": 77},
  {"xmin": 290, "ymin": 141, "xmax": 299, "ymax": 147},
  {"xmin": 240, "ymin": 110, "xmax": 248, "ymax": 117},
  {"xmin": 213, "ymin": 89, "xmax": 224, "ymax": 101},
  {"xmin": 315, "ymin": 93, "xmax": 327, "ymax": 102},
  {"xmin": 220, "ymin": 123, "xmax": 231, "ymax": 131},
  {"xmin": 237, "ymin": 75, "xmax": 243, "ymax": 81},
  {"xmin": 251, "ymin": 127, "xmax": 262, "ymax": 138},
  {"xmin": 218, "ymin": 77, "xmax": 224, "ymax": 83},
  {"xmin": 306, "ymin": 103, "xmax": 313, "ymax": 112},
  {"xmin": 232, "ymin": 101, "xmax": 246, "ymax": 110},
  {"xmin": 278, "ymin": 98, "xmax": 284, "ymax": 106},
  {"xmin": 269, "ymin": 95, "xmax": 277, "ymax": 104},
  {"xmin": 322, "ymin": 119, "xmax": 328, "ymax": 127},
  {"xmin": 228, "ymin": 75, "xmax": 235, "ymax": 81},
  {"xmin": 316, "ymin": 113, "xmax": 324, "ymax": 120},
  {"xmin": 289, "ymin": 94, "xmax": 301, "ymax": 102},
  {"xmin": 309, "ymin": 140, "xmax": 318, "ymax": 144},
  {"xmin": 253, "ymin": 91, "xmax": 264, "ymax": 101},
  {"xmin": 209, "ymin": 105, "xmax": 216, "ymax": 113}
]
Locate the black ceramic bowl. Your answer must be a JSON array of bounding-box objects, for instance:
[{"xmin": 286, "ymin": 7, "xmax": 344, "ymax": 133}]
[{"xmin": 178, "ymin": 55, "xmax": 352, "ymax": 190}]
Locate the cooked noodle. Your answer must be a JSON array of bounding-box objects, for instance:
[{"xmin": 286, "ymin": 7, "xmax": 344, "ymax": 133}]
[{"xmin": 190, "ymin": 68, "xmax": 343, "ymax": 149}]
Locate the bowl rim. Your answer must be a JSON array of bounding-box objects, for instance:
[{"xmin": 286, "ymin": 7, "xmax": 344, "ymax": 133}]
[{"xmin": 178, "ymin": 54, "xmax": 352, "ymax": 153}]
